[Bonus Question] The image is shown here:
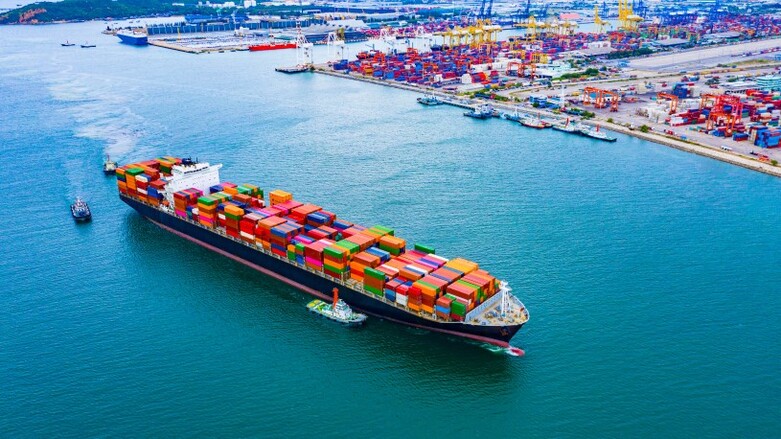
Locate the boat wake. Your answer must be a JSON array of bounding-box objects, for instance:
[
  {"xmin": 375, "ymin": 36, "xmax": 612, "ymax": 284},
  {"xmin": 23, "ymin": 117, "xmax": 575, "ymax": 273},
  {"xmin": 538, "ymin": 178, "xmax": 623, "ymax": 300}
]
[
  {"xmin": 45, "ymin": 71, "xmax": 149, "ymax": 158},
  {"xmin": 477, "ymin": 343, "xmax": 525, "ymax": 357}
]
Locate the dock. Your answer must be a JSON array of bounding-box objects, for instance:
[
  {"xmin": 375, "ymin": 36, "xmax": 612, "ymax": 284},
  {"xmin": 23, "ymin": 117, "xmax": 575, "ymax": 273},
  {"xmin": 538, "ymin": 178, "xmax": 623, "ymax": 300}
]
[{"xmin": 312, "ymin": 66, "xmax": 781, "ymax": 179}]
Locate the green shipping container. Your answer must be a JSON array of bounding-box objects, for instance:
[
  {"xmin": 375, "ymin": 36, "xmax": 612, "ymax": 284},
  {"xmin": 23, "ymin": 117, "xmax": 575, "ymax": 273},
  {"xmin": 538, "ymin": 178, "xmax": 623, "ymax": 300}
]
[
  {"xmin": 365, "ymin": 285, "xmax": 383, "ymax": 296},
  {"xmin": 287, "ymin": 250, "xmax": 296, "ymax": 260},
  {"xmin": 323, "ymin": 246, "xmax": 348, "ymax": 259},
  {"xmin": 414, "ymin": 244, "xmax": 435, "ymax": 254},
  {"xmin": 364, "ymin": 267, "xmax": 385, "ymax": 280},
  {"xmin": 198, "ymin": 196, "xmax": 217, "ymax": 206},
  {"xmin": 371, "ymin": 225, "xmax": 394, "ymax": 236},
  {"xmin": 334, "ymin": 240, "xmax": 360, "ymax": 254},
  {"xmin": 379, "ymin": 244, "xmax": 401, "ymax": 256},
  {"xmin": 126, "ymin": 167, "xmax": 145, "ymax": 176},
  {"xmin": 451, "ymin": 301, "xmax": 467, "ymax": 316},
  {"xmin": 324, "ymin": 262, "xmax": 347, "ymax": 274}
]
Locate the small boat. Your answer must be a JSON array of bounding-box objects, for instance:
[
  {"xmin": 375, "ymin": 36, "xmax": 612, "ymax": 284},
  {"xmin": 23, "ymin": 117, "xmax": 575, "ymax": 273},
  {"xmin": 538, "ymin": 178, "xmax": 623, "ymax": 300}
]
[
  {"xmin": 61, "ymin": 41, "xmax": 75, "ymax": 47},
  {"xmin": 307, "ymin": 288, "xmax": 367, "ymax": 326},
  {"xmin": 274, "ymin": 65, "xmax": 312, "ymax": 74},
  {"xmin": 80, "ymin": 42, "xmax": 96, "ymax": 48},
  {"xmin": 519, "ymin": 115, "xmax": 549, "ymax": 129},
  {"xmin": 552, "ymin": 117, "xmax": 578, "ymax": 133},
  {"xmin": 577, "ymin": 124, "xmax": 617, "ymax": 142},
  {"xmin": 417, "ymin": 93, "xmax": 443, "ymax": 106},
  {"xmin": 71, "ymin": 197, "xmax": 92, "ymax": 222},
  {"xmin": 501, "ymin": 108, "xmax": 524, "ymax": 122},
  {"xmin": 103, "ymin": 155, "xmax": 117, "ymax": 175},
  {"xmin": 464, "ymin": 104, "xmax": 494, "ymax": 119}
]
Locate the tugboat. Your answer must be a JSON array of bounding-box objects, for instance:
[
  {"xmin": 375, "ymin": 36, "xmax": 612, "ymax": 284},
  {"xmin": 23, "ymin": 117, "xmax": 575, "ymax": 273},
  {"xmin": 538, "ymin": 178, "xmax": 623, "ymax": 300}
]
[
  {"xmin": 61, "ymin": 41, "xmax": 75, "ymax": 47},
  {"xmin": 80, "ymin": 42, "xmax": 96, "ymax": 48},
  {"xmin": 577, "ymin": 124, "xmax": 617, "ymax": 142},
  {"xmin": 463, "ymin": 104, "xmax": 494, "ymax": 119},
  {"xmin": 103, "ymin": 155, "xmax": 117, "ymax": 175},
  {"xmin": 417, "ymin": 93, "xmax": 443, "ymax": 106},
  {"xmin": 71, "ymin": 197, "xmax": 92, "ymax": 222},
  {"xmin": 307, "ymin": 288, "xmax": 367, "ymax": 326}
]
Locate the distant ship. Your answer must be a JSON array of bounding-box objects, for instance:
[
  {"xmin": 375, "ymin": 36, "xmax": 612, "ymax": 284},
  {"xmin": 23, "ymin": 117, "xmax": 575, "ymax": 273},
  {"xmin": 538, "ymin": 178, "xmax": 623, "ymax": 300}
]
[
  {"xmin": 417, "ymin": 93, "xmax": 443, "ymax": 106},
  {"xmin": 103, "ymin": 155, "xmax": 118, "ymax": 175},
  {"xmin": 116, "ymin": 29, "xmax": 148, "ymax": 46},
  {"xmin": 248, "ymin": 41, "xmax": 296, "ymax": 51},
  {"xmin": 80, "ymin": 42, "xmax": 96, "ymax": 48},
  {"xmin": 577, "ymin": 124, "xmax": 617, "ymax": 142},
  {"xmin": 519, "ymin": 115, "xmax": 549, "ymax": 129},
  {"xmin": 463, "ymin": 104, "xmax": 495, "ymax": 119},
  {"xmin": 552, "ymin": 118, "xmax": 578, "ymax": 133},
  {"xmin": 61, "ymin": 41, "xmax": 75, "ymax": 47}
]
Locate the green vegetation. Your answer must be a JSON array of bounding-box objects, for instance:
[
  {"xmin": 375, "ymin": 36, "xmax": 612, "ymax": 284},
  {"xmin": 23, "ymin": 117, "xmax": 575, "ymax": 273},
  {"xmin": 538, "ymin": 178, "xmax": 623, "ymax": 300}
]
[
  {"xmin": 606, "ymin": 117, "xmax": 614, "ymax": 124},
  {"xmin": 554, "ymin": 68, "xmax": 600, "ymax": 82},
  {"xmin": 772, "ymin": 159, "xmax": 778, "ymax": 166},
  {"xmin": 639, "ymin": 125, "xmax": 651, "ymax": 133},
  {"xmin": 580, "ymin": 111, "xmax": 595, "ymax": 119},
  {"xmin": 604, "ymin": 47, "xmax": 654, "ymax": 60},
  {"xmin": 0, "ymin": 0, "xmax": 199, "ymax": 24}
]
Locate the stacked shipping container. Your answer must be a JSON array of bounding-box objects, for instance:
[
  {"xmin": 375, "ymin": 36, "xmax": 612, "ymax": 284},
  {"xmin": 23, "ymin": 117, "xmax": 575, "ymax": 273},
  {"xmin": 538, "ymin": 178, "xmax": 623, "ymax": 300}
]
[{"xmin": 118, "ymin": 159, "xmax": 502, "ymax": 322}]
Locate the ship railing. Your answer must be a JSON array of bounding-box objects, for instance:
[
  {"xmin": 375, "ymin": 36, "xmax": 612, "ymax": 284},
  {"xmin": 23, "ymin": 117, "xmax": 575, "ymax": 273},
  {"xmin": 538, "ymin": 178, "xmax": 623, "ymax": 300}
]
[{"xmin": 128, "ymin": 194, "xmax": 443, "ymax": 322}]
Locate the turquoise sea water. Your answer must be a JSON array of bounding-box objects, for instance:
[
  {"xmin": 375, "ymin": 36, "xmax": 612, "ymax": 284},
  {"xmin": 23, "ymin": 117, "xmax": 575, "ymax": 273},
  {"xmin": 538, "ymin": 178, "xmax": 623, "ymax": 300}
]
[{"xmin": 1, "ymin": 22, "xmax": 780, "ymax": 437}]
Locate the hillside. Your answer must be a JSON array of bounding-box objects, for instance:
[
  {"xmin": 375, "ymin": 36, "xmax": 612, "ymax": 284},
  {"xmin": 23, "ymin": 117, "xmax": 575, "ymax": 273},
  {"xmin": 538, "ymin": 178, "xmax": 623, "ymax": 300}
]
[{"xmin": 0, "ymin": 0, "xmax": 194, "ymax": 24}]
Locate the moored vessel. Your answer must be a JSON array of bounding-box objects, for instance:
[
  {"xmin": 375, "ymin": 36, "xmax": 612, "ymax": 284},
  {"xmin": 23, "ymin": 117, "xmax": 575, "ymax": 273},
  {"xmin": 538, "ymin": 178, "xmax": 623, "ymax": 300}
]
[
  {"xmin": 116, "ymin": 158, "xmax": 529, "ymax": 351},
  {"xmin": 116, "ymin": 29, "xmax": 148, "ymax": 46},
  {"xmin": 552, "ymin": 117, "xmax": 578, "ymax": 133},
  {"xmin": 577, "ymin": 124, "xmax": 617, "ymax": 142},
  {"xmin": 417, "ymin": 93, "xmax": 443, "ymax": 106},
  {"xmin": 519, "ymin": 115, "xmax": 549, "ymax": 129},
  {"xmin": 463, "ymin": 104, "xmax": 495, "ymax": 119},
  {"xmin": 249, "ymin": 41, "xmax": 297, "ymax": 51}
]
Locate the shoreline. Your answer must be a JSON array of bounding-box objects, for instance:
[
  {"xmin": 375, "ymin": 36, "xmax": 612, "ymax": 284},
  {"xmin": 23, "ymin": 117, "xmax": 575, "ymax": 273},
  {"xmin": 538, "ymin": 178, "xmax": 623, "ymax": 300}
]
[{"xmin": 313, "ymin": 67, "xmax": 781, "ymax": 178}]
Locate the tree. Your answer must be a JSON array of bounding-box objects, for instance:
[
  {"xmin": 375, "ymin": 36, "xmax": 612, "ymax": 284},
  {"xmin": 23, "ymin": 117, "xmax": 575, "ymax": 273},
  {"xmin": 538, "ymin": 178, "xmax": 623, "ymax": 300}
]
[{"xmin": 640, "ymin": 125, "xmax": 651, "ymax": 133}]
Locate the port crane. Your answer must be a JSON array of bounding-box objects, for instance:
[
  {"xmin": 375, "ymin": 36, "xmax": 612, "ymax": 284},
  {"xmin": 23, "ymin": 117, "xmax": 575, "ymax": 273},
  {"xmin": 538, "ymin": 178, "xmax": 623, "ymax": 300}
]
[
  {"xmin": 477, "ymin": 0, "xmax": 494, "ymax": 21},
  {"xmin": 657, "ymin": 92, "xmax": 680, "ymax": 114},
  {"xmin": 583, "ymin": 87, "xmax": 620, "ymax": 112},
  {"xmin": 294, "ymin": 27, "xmax": 313, "ymax": 67}
]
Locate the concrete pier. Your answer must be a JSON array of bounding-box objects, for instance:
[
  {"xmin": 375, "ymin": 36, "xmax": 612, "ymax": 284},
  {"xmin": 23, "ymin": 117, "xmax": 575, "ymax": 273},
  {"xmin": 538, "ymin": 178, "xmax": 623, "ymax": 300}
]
[{"xmin": 312, "ymin": 66, "xmax": 781, "ymax": 179}]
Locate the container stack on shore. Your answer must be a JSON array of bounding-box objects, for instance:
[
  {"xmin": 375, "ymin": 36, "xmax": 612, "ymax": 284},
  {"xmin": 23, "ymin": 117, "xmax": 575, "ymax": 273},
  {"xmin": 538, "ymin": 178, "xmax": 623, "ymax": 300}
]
[{"xmin": 117, "ymin": 158, "xmax": 503, "ymax": 322}]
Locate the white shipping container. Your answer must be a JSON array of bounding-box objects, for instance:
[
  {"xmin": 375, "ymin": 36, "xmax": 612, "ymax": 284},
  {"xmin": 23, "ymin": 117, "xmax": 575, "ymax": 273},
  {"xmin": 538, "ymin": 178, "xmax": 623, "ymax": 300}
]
[{"xmin": 396, "ymin": 295, "xmax": 408, "ymax": 307}]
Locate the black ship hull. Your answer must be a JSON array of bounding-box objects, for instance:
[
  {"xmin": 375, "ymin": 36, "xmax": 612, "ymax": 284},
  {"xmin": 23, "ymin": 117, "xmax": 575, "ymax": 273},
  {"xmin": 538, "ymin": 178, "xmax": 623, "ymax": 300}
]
[{"xmin": 121, "ymin": 195, "xmax": 524, "ymax": 347}]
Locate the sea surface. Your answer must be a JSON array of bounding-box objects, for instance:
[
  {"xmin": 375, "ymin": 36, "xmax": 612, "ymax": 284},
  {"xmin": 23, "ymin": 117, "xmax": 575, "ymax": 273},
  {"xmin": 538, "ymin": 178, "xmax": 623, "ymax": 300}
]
[{"xmin": 1, "ymin": 22, "xmax": 780, "ymax": 438}]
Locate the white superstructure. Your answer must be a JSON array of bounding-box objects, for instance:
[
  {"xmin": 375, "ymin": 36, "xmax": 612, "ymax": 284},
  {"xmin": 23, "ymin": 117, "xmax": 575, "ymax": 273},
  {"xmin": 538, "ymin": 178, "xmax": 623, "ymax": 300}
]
[{"xmin": 164, "ymin": 161, "xmax": 222, "ymax": 206}]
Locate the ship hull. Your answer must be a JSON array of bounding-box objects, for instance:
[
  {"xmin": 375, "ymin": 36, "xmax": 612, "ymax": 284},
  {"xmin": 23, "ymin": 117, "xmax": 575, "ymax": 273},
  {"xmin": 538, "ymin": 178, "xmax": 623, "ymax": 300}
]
[
  {"xmin": 117, "ymin": 33, "xmax": 148, "ymax": 45},
  {"xmin": 121, "ymin": 195, "xmax": 524, "ymax": 347},
  {"xmin": 248, "ymin": 43, "xmax": 296, "ymax": 51}
]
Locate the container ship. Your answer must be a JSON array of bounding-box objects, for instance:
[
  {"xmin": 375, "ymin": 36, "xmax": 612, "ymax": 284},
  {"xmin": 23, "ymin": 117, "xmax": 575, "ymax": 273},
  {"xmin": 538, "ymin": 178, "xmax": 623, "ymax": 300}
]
[{"xmin": 116, "ymin": 157, "xmax": 529, "ymax": 351}]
